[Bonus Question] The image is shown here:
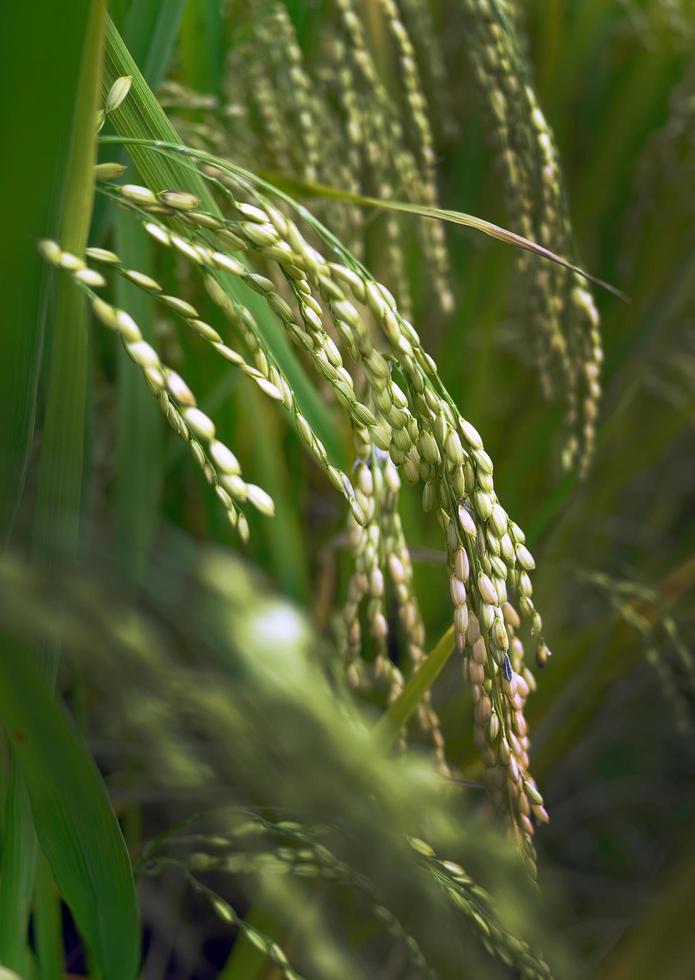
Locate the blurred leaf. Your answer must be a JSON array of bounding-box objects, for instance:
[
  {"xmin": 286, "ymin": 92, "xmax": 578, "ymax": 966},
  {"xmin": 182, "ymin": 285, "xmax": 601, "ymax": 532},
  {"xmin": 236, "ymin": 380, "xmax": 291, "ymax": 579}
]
[
  {"xmin": 598, "ymin": 838, "xmax": 695, "ymax": 980},
  {"xmin": 119, "ymin": 0, "xmax": 187, "ymax": 89},
  {"xmin": 0, "ymin": 2, "xmax": 105, "ymax": 970},
  {"xmin": 0, "ymin": 639, "xmax": 139, "ymax": 980},
  {"xmin": 263, "ymin": 172, "xmax": 627, "ymax": 299},
  {"xmin": 34, "ymin": 853, "xmax": 64, "ymax": 980},
  {"xmin": 180, "ymin": 0, "xmax": 226, "ymax": 95}
]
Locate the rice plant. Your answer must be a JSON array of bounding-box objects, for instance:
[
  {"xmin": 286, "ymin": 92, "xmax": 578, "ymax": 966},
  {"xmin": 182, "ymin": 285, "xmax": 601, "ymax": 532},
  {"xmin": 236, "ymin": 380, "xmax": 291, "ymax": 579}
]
[{"xmin": 1, "ymin": 1, "xmax": 695, "ymax": 978}]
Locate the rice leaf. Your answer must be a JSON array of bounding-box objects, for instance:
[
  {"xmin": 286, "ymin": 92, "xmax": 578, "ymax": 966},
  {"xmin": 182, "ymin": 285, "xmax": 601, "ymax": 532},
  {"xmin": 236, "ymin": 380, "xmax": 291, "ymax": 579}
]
[
  {"xmin": 0, "ymin": 3, "xmax": 106, "ymax": 969},
  {"xmin": 34, "ymin": 853, "xmax": 64, "ymax": 980},
  {"xmin": 180, "ymin": 0, "xmax": 226, "ymax": 95},
  {"xmin": 263, "ymin": 172, "xmax": 628, "ymax": 300},
  {"xmin": 0, "ymin": 0, "xmax": 97, "ymax": 537},
  {"xmin": 375, "ymin": 627, "xmax": 455, "ymax": 749},
  {"xmin": 114, "ymin": 212, "xmax": 163, "ymax": 583},
  {"xmin": 119, "ymin": 0, "xmax": 187, "ymax": 88},
  {"xmin": 0, "ymin": 638, "xmax": 140, "ymax": 980}
]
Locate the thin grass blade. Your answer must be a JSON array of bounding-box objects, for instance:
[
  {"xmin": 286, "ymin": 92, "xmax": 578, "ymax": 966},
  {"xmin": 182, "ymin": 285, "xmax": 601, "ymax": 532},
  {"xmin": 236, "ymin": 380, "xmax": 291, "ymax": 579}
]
[
  {"xmin": 263, "ymin": 173, "xmax": 628, "ymax": 300},
  {"xmin": 375, "ymin": 627, "xmax": 455, "ymax": 749}
]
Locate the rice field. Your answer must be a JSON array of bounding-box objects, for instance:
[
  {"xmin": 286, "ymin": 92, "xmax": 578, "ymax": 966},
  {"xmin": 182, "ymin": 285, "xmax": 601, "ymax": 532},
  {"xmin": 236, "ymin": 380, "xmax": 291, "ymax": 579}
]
[{"xmin": 1, "ymin": 2, "xmax": 694, "ymax": 978}]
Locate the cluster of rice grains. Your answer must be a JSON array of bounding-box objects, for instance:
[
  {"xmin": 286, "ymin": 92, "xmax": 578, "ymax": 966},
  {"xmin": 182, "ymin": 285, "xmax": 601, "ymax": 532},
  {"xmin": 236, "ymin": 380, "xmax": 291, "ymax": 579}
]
[
  {"xmin": 48, "ymin": 1, "xmax": 584, "ymax": 876},
  {"xmin": 147, "ymin": 816, "xmax": 552, "ymax": 978},
  {"xmin": 459, "ymin": 0, "xmax": 602, "ymax": 474},
  {"xmin": 341, "ymin": 441, "xmax": 450, "ymax": 775},
  {"xmin": 53, "ymin": 172, "xmax": 546, "ymax": 879},
  {"xmin": 163, "ymin": 0, "xmax": 453, "ymax": 320},
  {"xmin": 38, "ymin": 234, "xmax": 275, "ymax": 543},
  {"xmin": 162, "ymin": 0, "xmax": 604, "ymax": 476}
]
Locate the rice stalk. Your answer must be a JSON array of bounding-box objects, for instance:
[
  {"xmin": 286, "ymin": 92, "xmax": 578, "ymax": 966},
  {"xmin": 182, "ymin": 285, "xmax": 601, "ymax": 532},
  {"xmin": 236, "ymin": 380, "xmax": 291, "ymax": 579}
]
[
  {"xmin": 374, "ymin": 0, "xmax": 453, "ymax": 310},
  {"xmin": 76, "ymin": 129, "xmax": 559, "ymax": 871},
  {"xmin": 0, "ymin": 3, "xmax": 106, "ymax": 971},
  {"xmin": 458, "ymin": 0, "xmax": 603, "ymax": 473},
  {"xmin": 4, "ymin": 4, "xmax": 694, "ymax": 977}
]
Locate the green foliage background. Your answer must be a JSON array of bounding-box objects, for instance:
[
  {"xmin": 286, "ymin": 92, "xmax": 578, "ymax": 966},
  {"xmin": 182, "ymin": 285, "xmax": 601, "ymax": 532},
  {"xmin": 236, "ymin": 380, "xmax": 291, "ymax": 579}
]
[{"xmin": 1, "ymin": 1, "xmax": 695, "ymax": 978}]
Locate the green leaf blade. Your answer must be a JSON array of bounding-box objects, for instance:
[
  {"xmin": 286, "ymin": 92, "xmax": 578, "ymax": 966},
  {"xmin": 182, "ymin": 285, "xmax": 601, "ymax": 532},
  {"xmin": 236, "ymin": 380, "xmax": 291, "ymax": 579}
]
[{"xmin": 0, "ymin": 640, "xmax": 140, "ymax": 980}]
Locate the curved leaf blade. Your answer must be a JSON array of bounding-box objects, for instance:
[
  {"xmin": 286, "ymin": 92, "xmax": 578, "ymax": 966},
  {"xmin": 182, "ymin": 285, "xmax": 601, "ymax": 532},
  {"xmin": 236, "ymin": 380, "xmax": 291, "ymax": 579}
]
[
  {"xmin": 262, "ymin": 172, "xmax": 629, "ymax": 301},
  {"xmin": 375, "ymin": 626, "xmax": 455, "ymax": 749}
]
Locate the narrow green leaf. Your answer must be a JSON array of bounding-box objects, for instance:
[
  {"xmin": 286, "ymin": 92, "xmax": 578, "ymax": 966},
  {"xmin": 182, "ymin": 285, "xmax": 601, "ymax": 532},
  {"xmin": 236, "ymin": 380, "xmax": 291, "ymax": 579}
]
[
  {"xmin": 245, "ymin": 390, "xmax": 310, "ymax": 602},
  {"xmin": 0, "ymin": 3, "xmax": 106, "ymax": 968},
  {"xmin": 114, "ymin": 213, "xmax": 163, "ymax": 583},
  {"xmin": 180, "ymin": 0, "xmax": 226, "ymax": 95},
  {"xmin": 92, "ymin": 0, "xmax": 187, "ymax": 239},
  {"xmin": 263, "ymin": 173, "xmax": 628, "ymax": 300},
  {"xmin": 0, "ymin": 1, "xmax": 97, "ymax": 536},
  {"xmin": 0, "ymin": 764, "xmax": 34, "ymax": 975},
  {"xmin": 0, "ymin": 638, "xmax": 140, "ymax": 980},
  {"xmin": 34, "ymin": 853, "xmax": 64, "ymax": 980},
  {"xmin": 120, "ymin": 0, "xmax": 188, "ymax": 88},
  {"xmin": 34, "ymin": 0, "xmax": 106, "ymax": 659},
  {"xmin": 374, "ymin": 627, "xmax": 455, "ymax": 749}
]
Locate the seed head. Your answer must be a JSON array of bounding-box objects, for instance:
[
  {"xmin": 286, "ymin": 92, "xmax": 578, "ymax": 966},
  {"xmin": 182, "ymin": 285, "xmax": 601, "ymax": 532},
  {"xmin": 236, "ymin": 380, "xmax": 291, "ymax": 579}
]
[
  {"xmin": 105, "ymin": 75, "xmax": 132, "ymax": 114},
  {"xmin": 457, "ymin": 505, "xmax": 477, "ymax": 537},
  {"xmin": 158, "ymin": 190, "xmax": 200, "ymax": 211},
  {"xmin": 516, "ymin": 544, "xmax": 536, "ymax": 570},
  {"xmin": 474, "ymin": 491, "xmax": 493, "ymax": 521},
  {"xmin": 209, "ymin": 441, "xmax": 240, "ymax": 475},
  {"xmin": 59, "ymin": 252, "xmax": 84, "ymax": 272},
  {"xmin": 86, "ymin": 247, "xmax": 120, "ymax": 264},
  {"xmin": 490, "ymin": 504, "xmax": 507, "ymax": 538},
  {"xmin": 492, "ymin": 617, "xmax": 509, "ymax": 651},
  {"xmin": 38, "ymin": 239, "xmax": 62, "ymax": 265},
  {"xmin": 91, "ymin": 297, "xmax": 118, "ymax": 330},
  {"xmin": 454, "ymin": 548, "xmax": 470, "ymax": 583},
  {"xmin": 246, "ymin": 483, "xmax": 275, "ymax": 516},
  {"xmin": 74, "ymin": 268, "xmax": 106, "ymax": 288},
  {"xmin": 162, "ymin": 295, "xmax": 199, "ymax": 319},
  {"xmin": 127, "ymin": 341, "xmax": 160, "ymax": 371},
  {"xmin": 460, "ymin": 418, "xmax": 483, "ymax": 449},
  {"xmin": 183, "ymin": 407, "xmax": 216, "ymax": 441},
  {"xmin": 477, "ymin": 573, "xmax": 498, "ymax": 605},
  {"xmin": 114, "ymin": 309, "xmax": 142, "ymax": 343},
  {"xmin": 445, "ymin": 429, "xmax": 465, "ymax": 466},
  {"xmin": 121, "ymin": 184, "xmax": 157, "ymax": 206},
  {"xmin": 450, "ymin": 575, "xmax": 467, "ymax": 607},
  {"xmin": 166, "ymin": 371, "xmax": 196, "ymax": 407},
  {"xmin": 94, "ymin": 162, "xmax": 127, "ymax": 181},
  {"xmin": 144, "ymin": 222, "xmax": 171, "ymax": 247}
]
